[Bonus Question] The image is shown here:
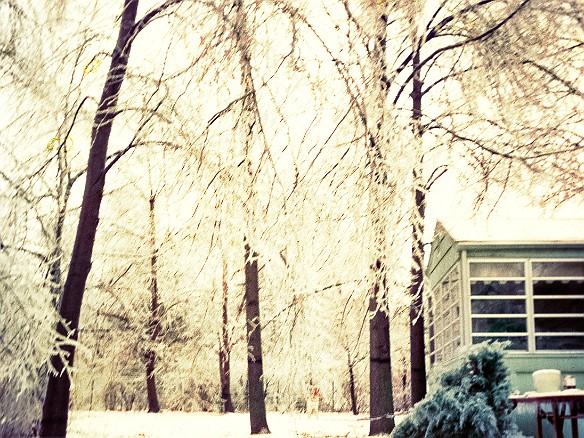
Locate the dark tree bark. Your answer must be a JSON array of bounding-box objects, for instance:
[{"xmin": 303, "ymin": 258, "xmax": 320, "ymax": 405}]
[
  {"xmin": 219, "ymin": 345, "xmax": 234, "ymax": 413},
  {"xmin": 369, "ymin": 274, "xmax": 395, "ymax": 436},
  {"xmin": 40, "ymin": 1, "xmax": 139, "ymax": 436},
  {"xmin": 367, "ymin": 8, "xmax": 395, "ymax": 435},
  {"xmin": 144, "ymin": 350, "xmax": 160, "ymax": 412},
  {"xmin": 219, "ymin": 249, "xmax": 234, "ymax": 412},
  {"xmin": 244, "ymin": 242, "xmax": 270, "ymax": 434},
  {"xmin": 409, "ymin": 46, "xmax": 427, "ymax": 407},
  {"xmin": 145, "ymin": 193, "xmax": 161, "ymax": 413},
  {"xmin": 231, "ymin": 0, "xmax": 269, "ymax": 432},
  {"xmin": 409, "ymin": 190, "xmax": 426, "ymax": 406},
  {"xmin": 348, "ymin": 352, "xmax": 358, "ymax": 415}
]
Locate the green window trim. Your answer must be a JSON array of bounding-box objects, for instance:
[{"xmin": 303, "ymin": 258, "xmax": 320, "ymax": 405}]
[
  {"xmin": 428, "ymin": 265, "xmax": 462, "ymax": 365},
  {"xmin": 468, "ymin": 259, "xmax": 584, "ymax": 353}
]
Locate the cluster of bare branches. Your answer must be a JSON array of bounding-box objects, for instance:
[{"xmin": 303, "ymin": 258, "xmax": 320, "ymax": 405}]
[{"xmin": 0, "ymin": 0, "xmax": 581, "ymax": 436}]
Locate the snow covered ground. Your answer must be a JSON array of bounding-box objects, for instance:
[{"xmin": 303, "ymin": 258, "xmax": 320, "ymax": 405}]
[{"xmin": 67, "ymin": 411, "xmax": 388, "ymax": 437}]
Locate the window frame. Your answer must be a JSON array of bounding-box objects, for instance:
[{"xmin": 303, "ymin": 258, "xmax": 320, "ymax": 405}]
[
  {"xmin": 466, "ymin": 258, "xmax": 584, "ymax": 353},
  {"xmin": 428, "ymin": 264, "xmax": 463, "ymax": 365}
]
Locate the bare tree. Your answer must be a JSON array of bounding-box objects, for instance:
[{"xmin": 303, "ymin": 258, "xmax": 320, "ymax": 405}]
[
  {"xmin": 219, "ymin": 234, "xmax": 235, "ymax": 412},
  {"xmin": 40, "ymin": 1, "xmax": 141, "ymax": 434},
  {"xmin": 271, "ymin": 3, "xmax": 403, "ymax": 432},
  {"xmin": 319, "ymin": 0, "xmax": 584, "ymax": 410},
  {"xmin": 40, "ymin": 0, "xmax": 188, "ymax": 434},
  {"xmin": 243, "ymin": 241, "xmax": 270, "ymax": 433},
  {"xmin": 144, "ymin": 191, "xmax": 162, "ymax": 413},
  {"xmin": 3, "ymin": 0, "xmax": 576, "ymax": 433},
  {"xmin": 233, "ymin": 0, "xmax": 270, "ymax": 432}
]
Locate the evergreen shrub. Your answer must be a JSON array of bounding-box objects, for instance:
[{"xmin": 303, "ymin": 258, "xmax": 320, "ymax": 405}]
[{"xmin": 392, "ymin": 342, "xmax": 524, "ymax": 438}]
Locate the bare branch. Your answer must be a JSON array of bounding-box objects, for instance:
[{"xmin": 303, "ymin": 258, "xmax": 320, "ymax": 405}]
[{"xmin": 394, "ymin": 0, "xmax": 533, "ymax": 104}]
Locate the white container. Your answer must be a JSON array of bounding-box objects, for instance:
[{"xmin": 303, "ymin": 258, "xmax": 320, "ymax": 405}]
[
  {"xmin": 532, "ymin": 369, "xmax": 561, "ymax": 392},
  {"xmin": 563, "ymin": 375, "xmax": 576, "ymax": 389}
]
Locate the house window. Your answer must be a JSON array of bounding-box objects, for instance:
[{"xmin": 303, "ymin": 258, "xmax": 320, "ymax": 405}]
[
  {"xmin": 469, "ymin": 260, "xmax": 584, "ymax": 352},
  {"xmin": 469, "ymin": 262, "xmax": 528, "ymax": 350},
  {"xmin": 532, "ymin": 261, "xmax": 584, "ymax": 350},
  {"xmin": 428, "ymin": 265, "xmax": 462, "ymax": 365}
]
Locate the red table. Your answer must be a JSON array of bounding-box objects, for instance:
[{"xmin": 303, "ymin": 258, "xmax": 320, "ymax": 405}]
[{"xmin": 510, "ymin": 390, "xmax": 584, "ymax": 438}]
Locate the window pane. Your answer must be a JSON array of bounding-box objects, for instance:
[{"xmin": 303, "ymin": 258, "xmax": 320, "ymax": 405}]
[
  {"xmin": 533, "ymin": 262, "xmax": 584, "ymax": 277},
  {"xmin": 472, "ymin": 318, "xmax": 527, "ymax": 333},
  {"xmin": 535, "ymin": 318, "xmax": 584, "ymax": 333},
  {"xmin": 534, "ymin": 299, "xmax": 584, "ymax": 314},
  {"xmin": 471, "ymin": 299, "xmax": 526, "ymax": 314},
  {"xmin": 444, "ymin": 291, "xmax": 451, "ymax": 304},
  {"xmin": 470, "ymin": 262, "xmax": 524, "ymax": 278},
  {"xmin": 536, "ymin": 336, "xmax": 584, "ymax": 350},
  {"xmin": 443, "ymin": 308, "xmax": 451, "ymax": 321},
  {"xmin": 472, "ymin": 336, "xmax": 528, "ymax": 350},
  {"xmin": 533, "ymin": 280, "xmax": 584, "ymax": 296},
  {"xmin": 444, "ymin": 343, "xmax": 452, "ymax": 358},
  {"xmin": 442, "ymin": 277, "xmax": 458, "ymax": 288},
  {"xmin": 471, "ymin": 280, "xmax": 525, "ymax": 296}
]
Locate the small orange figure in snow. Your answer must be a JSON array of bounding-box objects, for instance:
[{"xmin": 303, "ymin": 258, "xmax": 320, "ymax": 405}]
[{"xmin": 306, "ymin": 383, "xmax": 321, "ymax": 418}]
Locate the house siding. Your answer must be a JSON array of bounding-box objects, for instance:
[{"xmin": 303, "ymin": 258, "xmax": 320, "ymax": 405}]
[{"xmin": 427, "ymin": 226, "xmax": 459, "ymax": 287}]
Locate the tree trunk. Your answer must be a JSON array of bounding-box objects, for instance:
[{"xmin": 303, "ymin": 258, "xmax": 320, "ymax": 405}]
[
  {"xmin": 40, "ymin": 1, "xmax": 139, "ymax": 436},
  {"xmin": 219, "ymin": 345, "xmax": 234, "ymax": 413},
  {"xmin": 244, "ymin": 242, "xmax": 270, "ymax": 434},
  {"xmin": 409, "ymin": 187, "xmax": 426, "ymax": 406},
  {"xmin": 366, "ymin": 6, "xmax": 395, "ymax": 434},
  {"xmin": 219, "ymin": 250, "xmax": 234, "ymax": 412},
  {"xmin": 232, "ymin": 0, "xmax": 269, "ymax": 431},
  {"xmin": 369, "ymin": 289, "xmax": 394, "ymax": 435},
  {"xmin": 144, "ymin": 350, "xmax": 160, "ymax": 413},
  {"xmin": 409, "ymin": 46, "xmax": 427, "ymax": 406},
  {"xmin": 48, "ymin": 147, "xmax": 75, "ymax": 309},
  {"xmin": 145, "ymin": 192, "xmax": 161, "ymax": 413},
  {"xmin": 348, "ymin": 352, "xmax": 358, "ymax": 415}
]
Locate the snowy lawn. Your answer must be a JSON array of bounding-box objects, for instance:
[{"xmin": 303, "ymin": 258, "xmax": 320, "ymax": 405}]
[{"xmin": 68, "ymin": 411, "xmax": 398, "ymax": 438}]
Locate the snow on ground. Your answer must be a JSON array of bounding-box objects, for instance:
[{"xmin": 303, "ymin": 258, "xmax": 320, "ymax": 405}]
[{"xmin": 68, "ymin": 411, "xmax": 387, "ymax": 438}]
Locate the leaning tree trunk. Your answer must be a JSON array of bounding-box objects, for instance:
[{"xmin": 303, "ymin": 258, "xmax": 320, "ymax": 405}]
[
  {"xmin": 219, "ymin": 247, "xmax": 234, "ymax": 412},
  {"xmin": 40, "ymin": 1, "xmax": 139, "ymax": 436},
  {"xmin": 244, "ymin": 242, "xmax": 270, "ymax": 434},
  {"xmin": 145, "ymin": 192, "xmax": 161, "ymax": 413},
  {"xmin": 409, "ymin": 46, "xmax": 427, "ymax": 406}
]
